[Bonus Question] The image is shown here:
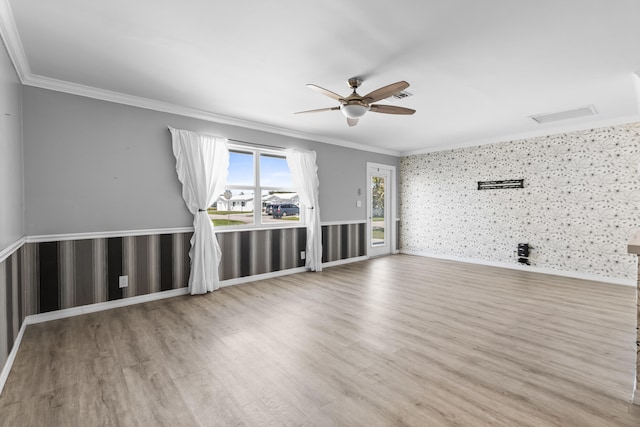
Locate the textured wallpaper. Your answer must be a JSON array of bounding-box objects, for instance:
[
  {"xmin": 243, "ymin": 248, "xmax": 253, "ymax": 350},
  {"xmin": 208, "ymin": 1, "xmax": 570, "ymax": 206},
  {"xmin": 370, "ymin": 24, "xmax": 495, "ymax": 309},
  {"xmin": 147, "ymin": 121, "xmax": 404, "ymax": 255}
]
[{"xmin": 400, "ymin": 122, "xmax": 640, "ymax": 282}]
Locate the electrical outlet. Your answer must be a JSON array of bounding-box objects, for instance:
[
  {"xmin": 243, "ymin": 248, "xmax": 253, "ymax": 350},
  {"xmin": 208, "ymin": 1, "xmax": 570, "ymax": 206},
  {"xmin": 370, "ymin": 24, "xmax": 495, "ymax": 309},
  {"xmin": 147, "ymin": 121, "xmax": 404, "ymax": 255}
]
[
  {"xmin": 300, "ymin": 251, "xmax": 306, "ymax": 260},
  {"xmin": 119, "ymin": 275, "xmax": 128, "ymax": 288},
  {"xmin": 356, "ymin": 200, "xmax": 362, "ymax": 208}
]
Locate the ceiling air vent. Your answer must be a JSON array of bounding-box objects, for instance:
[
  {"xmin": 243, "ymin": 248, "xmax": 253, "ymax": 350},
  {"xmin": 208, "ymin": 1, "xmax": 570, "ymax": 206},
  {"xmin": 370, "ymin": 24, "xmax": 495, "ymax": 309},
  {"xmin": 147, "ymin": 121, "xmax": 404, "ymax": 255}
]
[
  {"xmin": 390, "ymin": 90, "xmax": 413, "ymax": 100},
  {"xmin": 530, "ymin": 105, "xmax": 597, "ymax": 124}
]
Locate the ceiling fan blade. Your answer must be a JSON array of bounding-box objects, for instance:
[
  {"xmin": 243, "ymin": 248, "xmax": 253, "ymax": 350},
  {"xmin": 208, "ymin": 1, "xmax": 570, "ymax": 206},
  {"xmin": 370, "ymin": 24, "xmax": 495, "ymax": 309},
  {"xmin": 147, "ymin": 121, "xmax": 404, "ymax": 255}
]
[
  {"xmin": 347, "ymin": 118, "xmax": 359, "ymax": 127},
  {"xmin": 295, "ymin": 107, "xmax": 340, "ymax": 114},
  {"xmin": 363, "ymin": 81, "xmax": 410, "ymax": 103},
  {"xmin": 369, "ymin": 104, "xmax": 416, "ymax": 115},
  {"xmin": 307, "ymin": 84, "xmax": 345, "ymax": 102}
]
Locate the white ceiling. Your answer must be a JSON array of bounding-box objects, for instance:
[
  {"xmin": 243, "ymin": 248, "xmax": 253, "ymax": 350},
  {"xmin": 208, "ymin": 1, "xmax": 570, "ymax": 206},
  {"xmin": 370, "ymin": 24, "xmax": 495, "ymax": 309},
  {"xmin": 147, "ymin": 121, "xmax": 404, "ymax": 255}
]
[{"xmin": 2, "ymin": 0, "xmax": 640, "ymax": 156}]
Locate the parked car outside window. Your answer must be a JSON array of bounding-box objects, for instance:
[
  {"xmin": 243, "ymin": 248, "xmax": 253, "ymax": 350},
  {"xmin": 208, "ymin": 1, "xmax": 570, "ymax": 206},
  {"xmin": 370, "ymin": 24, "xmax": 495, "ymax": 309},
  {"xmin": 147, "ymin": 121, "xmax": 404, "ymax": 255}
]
[
  {"xmin": 272, "ymin": 204, "xmax": 299, "ymax": 218},
  {"xmin": 265, "ymin": 204, "xmax": 277, "ymax": 215}
]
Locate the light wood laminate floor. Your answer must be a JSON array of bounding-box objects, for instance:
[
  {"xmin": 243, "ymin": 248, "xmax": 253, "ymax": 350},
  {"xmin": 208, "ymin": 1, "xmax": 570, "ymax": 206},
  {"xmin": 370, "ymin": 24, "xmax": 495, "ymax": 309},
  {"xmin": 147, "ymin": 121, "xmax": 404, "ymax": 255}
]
[{"xmin": 1, "ymin": 254, "xmax": 639, "ymax": 426}]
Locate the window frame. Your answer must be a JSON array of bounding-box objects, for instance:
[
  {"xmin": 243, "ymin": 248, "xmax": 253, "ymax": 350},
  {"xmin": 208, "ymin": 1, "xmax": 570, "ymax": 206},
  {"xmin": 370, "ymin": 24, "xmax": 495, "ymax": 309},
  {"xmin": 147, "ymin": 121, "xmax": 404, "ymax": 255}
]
[{"xmin": 214, "ymin": 144, "xmax": 304, "ymax": 232}]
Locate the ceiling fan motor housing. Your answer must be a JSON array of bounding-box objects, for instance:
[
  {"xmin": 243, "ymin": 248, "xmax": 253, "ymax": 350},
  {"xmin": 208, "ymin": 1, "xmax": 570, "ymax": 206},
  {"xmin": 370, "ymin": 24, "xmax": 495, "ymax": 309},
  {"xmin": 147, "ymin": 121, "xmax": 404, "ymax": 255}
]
[{"xmin": 347, "ymin": 77, "xmax": 362, "ymax": 89}]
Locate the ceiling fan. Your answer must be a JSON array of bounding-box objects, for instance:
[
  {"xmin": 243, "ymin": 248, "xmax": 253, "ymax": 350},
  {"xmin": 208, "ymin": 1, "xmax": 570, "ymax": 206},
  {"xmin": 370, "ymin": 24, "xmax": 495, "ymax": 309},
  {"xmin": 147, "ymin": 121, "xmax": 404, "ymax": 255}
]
[{"xmin": 295, "ymin": 77, "xmax": 416, "ymax": 127}]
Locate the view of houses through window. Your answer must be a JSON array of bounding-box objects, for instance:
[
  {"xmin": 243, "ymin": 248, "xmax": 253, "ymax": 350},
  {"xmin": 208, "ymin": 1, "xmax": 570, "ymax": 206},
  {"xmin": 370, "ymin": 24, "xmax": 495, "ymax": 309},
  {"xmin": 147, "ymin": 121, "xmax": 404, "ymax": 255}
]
[{"xmin": 208, "ymin": 148, "xmax": 301, "ymax": 227}]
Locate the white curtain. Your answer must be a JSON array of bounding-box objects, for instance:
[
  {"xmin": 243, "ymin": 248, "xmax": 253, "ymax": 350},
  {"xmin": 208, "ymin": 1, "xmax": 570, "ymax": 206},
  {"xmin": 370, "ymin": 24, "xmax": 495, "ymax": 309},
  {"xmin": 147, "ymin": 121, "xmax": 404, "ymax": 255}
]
[
  {"xmin": 286, "ymin": 149, "xmax": 322, "ymax": 271},
  {"xmin": 170, "ymin": 127, "xmax": 229, "ymax": 294}
]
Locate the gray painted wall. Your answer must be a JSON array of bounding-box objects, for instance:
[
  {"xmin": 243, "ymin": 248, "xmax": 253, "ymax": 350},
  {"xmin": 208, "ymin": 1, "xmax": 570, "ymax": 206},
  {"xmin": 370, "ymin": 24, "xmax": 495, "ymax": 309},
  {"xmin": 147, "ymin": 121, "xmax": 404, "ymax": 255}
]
[
  {"xmin": 0, "ymin": 40, "xmax": 24, "ymax": 250},
  {"xmin": 22, "ymin": 87, "xmax": 399, "ymax": 235}
]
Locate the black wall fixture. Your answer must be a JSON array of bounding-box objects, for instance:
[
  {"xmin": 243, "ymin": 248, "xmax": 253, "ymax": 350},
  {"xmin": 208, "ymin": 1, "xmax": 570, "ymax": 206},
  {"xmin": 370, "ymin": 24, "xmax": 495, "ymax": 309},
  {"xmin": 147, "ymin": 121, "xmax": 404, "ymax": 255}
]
[
  {"xmin": 478, "ymin": 179, "xmax": 524, "ymax": 190},
  {"xmin": 518, "ymin": 243, "xmax": 531, "ymax": 265}
]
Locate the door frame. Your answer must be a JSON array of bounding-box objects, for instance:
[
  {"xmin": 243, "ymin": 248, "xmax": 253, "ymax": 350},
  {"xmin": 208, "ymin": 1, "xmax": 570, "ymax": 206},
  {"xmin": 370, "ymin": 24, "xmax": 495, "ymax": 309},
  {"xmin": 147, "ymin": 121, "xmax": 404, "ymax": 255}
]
[{"xmin": 366, "ymin": 162, "xmax": 397, "ymax": 257}]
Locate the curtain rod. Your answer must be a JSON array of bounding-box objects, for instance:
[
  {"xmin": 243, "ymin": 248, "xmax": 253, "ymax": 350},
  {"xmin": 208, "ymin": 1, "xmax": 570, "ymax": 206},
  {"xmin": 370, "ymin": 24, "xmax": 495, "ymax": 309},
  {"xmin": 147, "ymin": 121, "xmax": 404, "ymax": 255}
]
[
  {"xmin": 167, "ymin": 127, "xmax": 286, "ymax": 150},
  {"xmin": 167, "ymin": 126, "xmax": 287, "ymax": 150},
  {"xmin": 227, "ymin": 138, "xmax": 286, "ymax": 150}
]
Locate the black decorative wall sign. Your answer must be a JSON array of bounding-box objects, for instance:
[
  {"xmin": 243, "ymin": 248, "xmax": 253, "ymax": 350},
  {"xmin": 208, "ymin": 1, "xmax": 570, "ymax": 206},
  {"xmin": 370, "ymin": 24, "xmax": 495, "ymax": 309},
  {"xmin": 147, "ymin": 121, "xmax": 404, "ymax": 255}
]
[{"xmin": 477, "ymin": 179, "xmax": 524, "ymax": 190}]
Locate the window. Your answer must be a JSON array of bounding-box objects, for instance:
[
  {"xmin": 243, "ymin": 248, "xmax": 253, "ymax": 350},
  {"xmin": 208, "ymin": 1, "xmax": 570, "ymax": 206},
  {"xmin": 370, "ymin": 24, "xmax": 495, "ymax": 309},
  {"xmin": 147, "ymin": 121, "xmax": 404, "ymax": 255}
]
[{"xmin": 209, "ymin": 146, "xmax": 302, "ymax": 228}]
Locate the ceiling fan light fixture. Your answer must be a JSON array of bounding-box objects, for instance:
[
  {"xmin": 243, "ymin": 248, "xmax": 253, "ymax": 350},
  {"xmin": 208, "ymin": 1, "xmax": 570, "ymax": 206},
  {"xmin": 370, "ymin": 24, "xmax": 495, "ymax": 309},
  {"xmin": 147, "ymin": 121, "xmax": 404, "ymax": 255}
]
[
  {"xmin": 340, "ymin": 103, "xmax": 369, "ymax": 119},
  {"xmin": 297, "ymin": 79, "xmax": 414, "ymax": 126}
]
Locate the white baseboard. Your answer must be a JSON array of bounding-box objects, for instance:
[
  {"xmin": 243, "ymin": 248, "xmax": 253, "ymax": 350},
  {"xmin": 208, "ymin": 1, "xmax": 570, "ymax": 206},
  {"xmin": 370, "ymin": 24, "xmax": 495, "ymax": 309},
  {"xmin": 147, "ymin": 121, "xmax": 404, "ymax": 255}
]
[
  {"xmin": 20, "ymin": 258, "xmax": 368, "ymax": 314},
  {"xmin": 219, "ymin": 267, "xmax": 308, "ymax": 287},
  {"xmin": 10, "ymin": 256, "xmax": 372, "ymax": 327},
  {"xmin": 0, "ymin": 320, "xmax": 27, "ymax": 397},
  {"xmin": 24, "ymin": 288, "xmax": 190, "ymax": 325},
  {"xmin": 322, "ymin": 255, "xmax": 369, "ymax": 269},
  {"xmin": 401, "ymin": 250, "xmax": 636, "ymax": 287},
  {"xmin": 219, "ymin": 255, "xmax": 371, "ymax": 286}
]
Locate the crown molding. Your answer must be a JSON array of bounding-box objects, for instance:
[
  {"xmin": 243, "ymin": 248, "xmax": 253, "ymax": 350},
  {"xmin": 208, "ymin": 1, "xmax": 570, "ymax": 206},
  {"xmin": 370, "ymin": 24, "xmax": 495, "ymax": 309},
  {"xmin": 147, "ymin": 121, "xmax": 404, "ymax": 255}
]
[
  {"xmin": 403, "ymin": 73, "xmax": 640, "ymax": 156},
  {"xmin": 24, "ymin": 73, "xmax": 400, "ymax": 157},
  {"xmin": 0, "ymin": 0, "xmax": 28, "ymax": 81},
  {"xmin": 401, "ymin": 113, "xmax": 640, "ymax": 156},
  {"xmin": 0, "ymin": 2, "xmax": 400, "ymax": 158}
]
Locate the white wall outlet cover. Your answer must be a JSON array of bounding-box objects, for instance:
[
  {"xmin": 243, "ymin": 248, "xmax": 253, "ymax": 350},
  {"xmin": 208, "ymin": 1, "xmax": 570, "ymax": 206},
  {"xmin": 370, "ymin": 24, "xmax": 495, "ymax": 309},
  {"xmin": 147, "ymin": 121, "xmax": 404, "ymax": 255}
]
[
  {"xmin": 300, "ymin": 251, "xmax": 306, "ymax": 260},
  {"xmin": 119, "ymin": 275, "xmax": 128, "ymax": 288},
  {"xmin": 356, "ymin": 200, "xmax": 362, "ymax": 207}
]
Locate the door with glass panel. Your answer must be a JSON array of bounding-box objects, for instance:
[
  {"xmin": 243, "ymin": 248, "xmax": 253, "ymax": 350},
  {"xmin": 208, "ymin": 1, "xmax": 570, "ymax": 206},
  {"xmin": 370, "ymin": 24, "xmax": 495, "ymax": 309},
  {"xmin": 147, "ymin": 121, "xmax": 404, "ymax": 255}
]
[{"xmin": 368, "ymin": 165, "xmax": 392, "ymax": 257}]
